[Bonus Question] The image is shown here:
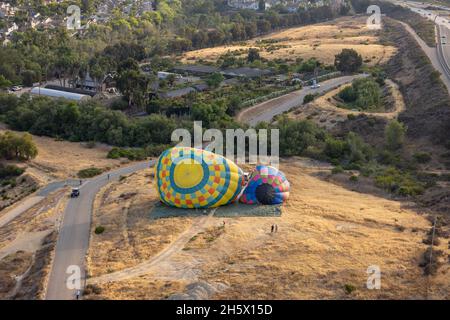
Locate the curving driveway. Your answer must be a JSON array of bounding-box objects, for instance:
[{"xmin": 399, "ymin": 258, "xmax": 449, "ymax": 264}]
[{"xmin": 45, "ymin": 161, "xmax": 153, "ymax": 300}]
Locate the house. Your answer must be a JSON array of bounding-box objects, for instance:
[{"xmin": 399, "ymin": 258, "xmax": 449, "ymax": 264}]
[
  {"xmin": 1, "ymin": 23, "xmax": 18, "ymax": 37},
  {"xmin": 75, "ymin": 72, "xmax": 117, "ymax": 92},
  {"xmin": 227, "ymin": 0, "xmax": 259, "ymax": 10},
  {"xmin": 0, "ymin": 3, "xmax": 17, "ymax": 17}
]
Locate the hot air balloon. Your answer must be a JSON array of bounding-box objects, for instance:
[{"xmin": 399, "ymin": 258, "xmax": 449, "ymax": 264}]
[
  {"xmin": 240, "ymin": 165, "xmax": 290, "ymax": 205},
  {"xmin": 155, "ymin": 147, "xmax": 244, "ymax": 208}
]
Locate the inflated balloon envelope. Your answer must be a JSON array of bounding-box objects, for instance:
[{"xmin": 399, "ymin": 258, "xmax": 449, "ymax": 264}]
[
  {"xmin": 240, "ymin": 165, "xmax": 290, "ymax": 205},
  {"xmin": 155, "ymin": 147, "xmax": 244, "ymax": 208}
]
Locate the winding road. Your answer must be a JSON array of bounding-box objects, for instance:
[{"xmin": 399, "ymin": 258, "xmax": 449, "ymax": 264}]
[
  {"xmin": 237, "ymin": 74, "xmax": 367, "ymax": 126},
  {"xmin": 45, "ymin": 161, "xmax": 153, "ymax": 300}
]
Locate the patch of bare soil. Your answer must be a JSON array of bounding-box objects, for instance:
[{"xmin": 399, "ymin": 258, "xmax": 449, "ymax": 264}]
[
  {"xmin": 85, "ymin": 158, "xmax": 446, "ymax": 299},
  {"xmin": 0, "ymin": 250, "xmax": 33, "ymax": 299}
]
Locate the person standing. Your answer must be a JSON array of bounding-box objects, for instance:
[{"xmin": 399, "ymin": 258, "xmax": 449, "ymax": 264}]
[
  {"xmin": 271, "ymin": 224, "xmax": 274, "ymax": 233},
  {"xmin": 76, "ymin": 290, "xmax": 81, "ymax": 300}
]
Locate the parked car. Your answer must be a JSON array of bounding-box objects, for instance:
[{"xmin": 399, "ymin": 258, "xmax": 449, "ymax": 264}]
[{"xmin": 10, "ymin": 85, "xmax": 22, "ymax": 91}]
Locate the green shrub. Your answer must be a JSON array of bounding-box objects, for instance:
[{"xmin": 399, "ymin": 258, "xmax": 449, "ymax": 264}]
[
  {"xmin": 344, "ymin": 284, "xmax": 356, "ymax": 294},
  {"xmin": 0, "ymin": 164, "xmax": 25, "ymax": 179},
  {"xmin": 413, "ymin": 152, "xmax": 432, "ymax": 164},
  {"xmin": 385, "ymin": 120, "xmax": 407, "ymax": 150},
  {"xmin": 337, "ymin": 78, "xmax": 382, "ymax": 110},
  {"xmin": 78, "ymin": 167, "xmax": 103, "ymax": 178},
  {"xmin": 303, "ymin": 93, "xmax": 317, "ymax": 104},
  {"xmin": 349, "ymin": 175, "xmax": 359, "ymax": 182},
  {"xmin": 374, "ymin": 167, "xmax": 424, "ymax": 196},
  {"xmin": 108, "ymin": 145, "xmax": 170, "ymax": 161},
  {"xmin": 331, "ymin": 165, "xmax": 344, "ymax": 174},
  {"xmin": 94, "ymin": 226, "xmax": 105, "ymax": 234}
]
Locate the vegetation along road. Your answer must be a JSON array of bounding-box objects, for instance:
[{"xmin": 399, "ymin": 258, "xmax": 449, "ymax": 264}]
[
  {"xmin": 45, "ymin": 161, "xmax": 153, "ymax": 300},
  {"xmin": 237, "ymin": 74, "xmax": 367, "ymax": 126}
]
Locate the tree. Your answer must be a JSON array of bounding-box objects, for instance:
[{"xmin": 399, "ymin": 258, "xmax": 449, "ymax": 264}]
[
  {"xmin": 0, "ymin": 131, "xmax": 38, "ymax": 160},
  {"xmin": 0, "ymin": 75, "xmax": 12, "ymax": 90},
  {"xmin": 334, "ymin": 49, "xmax": 362, "ymax": 73},
  {"xmin": 247, "ymin": 48, "xmax": 261, "ymax": 63},
  {"xmin": 385, "ymin": 120, "xmax": 407, "ymax": 151},
  {"xmin": 206, "ymin": 73, "xmax": 224, "ymax": 89}
]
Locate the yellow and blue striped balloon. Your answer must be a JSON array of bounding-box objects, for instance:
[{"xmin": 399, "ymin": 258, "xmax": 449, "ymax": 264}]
[{"xmin": 155, "ymin": 147, "xmax": 244, "ymax": 208}]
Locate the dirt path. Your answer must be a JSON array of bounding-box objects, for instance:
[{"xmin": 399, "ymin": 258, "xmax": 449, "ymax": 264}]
[
  {"xmin": 312, "ymin": 79, "xmax": 405, "ymax": 118},
  {"xmin": 87, "ymin": 209, "xmax": 216, "ymax": 285}
]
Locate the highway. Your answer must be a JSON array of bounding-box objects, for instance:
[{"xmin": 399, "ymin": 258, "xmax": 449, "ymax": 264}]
[
  {"xmin": 392, "ymin": 0, "xmax": 450, "ymax": 88},
  {"xmin": 45, "ymin": 161, "xmax": 153, "ymax": 300}
]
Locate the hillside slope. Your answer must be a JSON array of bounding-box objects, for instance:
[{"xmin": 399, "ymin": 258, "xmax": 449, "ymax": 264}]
[{"xmin": 84, "ymin": 158, "xmax": 446, "ymax": 300}]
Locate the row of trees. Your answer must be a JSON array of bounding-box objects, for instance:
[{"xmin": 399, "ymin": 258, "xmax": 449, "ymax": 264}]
[{"xmin": 0, "ymin": 0, "xmax": 350, "ymax": 86}]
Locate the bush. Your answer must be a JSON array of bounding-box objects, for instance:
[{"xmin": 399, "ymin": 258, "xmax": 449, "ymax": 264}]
[
  {"xmin": 349, "ymin": 175, "xmax": 359, "ymax": 182},
  {"xmin": 303, "ymin": 93, "xmax": 317, "ymax": 104},
  {"xmin": 108, "ymin": 144, "xmax": 170, "ymax": 161},
  {"xmin": 78, "ymin": 167, "xmax": 103, "ymax": 178},
  {"xmin": 334, "ymin": 49, "xmax": 362, "ymax": 73},
  {"xmin": 344, "ymin": 283, "xmax": 356, "ymax": 294},
  {"xmin": 0, "ymin": 164, "xmax": 25, "ymax": 179},
  {"xmin": 331, "ymin": 165, "xmax": 344, "ymax": 174},
  {"xmin": 337, "ymin": 78, "xmax": 382, "ymax": 110},
  {"xmin": 413, "ymin": 152, "xmax": 432, "ymax": 164},
  {"xmin": 385, "ymin": 120, "xmax": 407, "ymax": 151},
  {"xmin": 374, "ymin": 167, "xmax": 424, "ymax": 196},
  {"xmin": 94, "ymin": 226, "xmax": 105, "ymax": 235},
  {"xmin": 0, "ymin": 131, "xmax": 38, "ymax": 161}
]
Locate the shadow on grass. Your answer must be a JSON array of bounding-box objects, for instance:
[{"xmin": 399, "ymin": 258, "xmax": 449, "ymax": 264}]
[{"xmin": 149, "ymin": 201, "xmax": 282, "ymax": 219}]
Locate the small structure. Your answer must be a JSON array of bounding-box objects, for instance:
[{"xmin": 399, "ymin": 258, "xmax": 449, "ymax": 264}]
[
  {"xmin": 222, "ymin": 67, "xmax": 272, "ymax": 78},
  {"xmin": 172, "ymin": 65, "xmax": 220, "ymax": 76},
  {"xmin": 31, "ymin": 87, "xmax": 91, "ymax": 101},
  {"xmin": 157, "ymin": 71, "xmax": 182, "ymax": 80}
]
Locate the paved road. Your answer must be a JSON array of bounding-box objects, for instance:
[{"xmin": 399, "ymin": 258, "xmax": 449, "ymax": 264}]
[
  {"xmin": 0, "ymin": 180, "xmax": 83, "ymax": 229},
  {"xmin": 45, "ymin": 161, "xmax": 153, "ymax": 300},
  {"xmin": 238, "ymin": 75, "xmax": 367, "ymax": 126},
  {"xmin": 391, "ymin": 1, "xmax": 450, "ymax": 93}
]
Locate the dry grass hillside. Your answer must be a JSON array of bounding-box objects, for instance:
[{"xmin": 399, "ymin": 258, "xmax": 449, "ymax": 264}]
[
  {"xmin": 84, "ymin": 158, "xmax": 448, "ymax": 300},
  {"xmin": 180, "ymin": 16, "xmax": 396, "ymax": 65},
  {"xmin": 0, "ymin": 128, "xmax": 123, "ymax": 183}
]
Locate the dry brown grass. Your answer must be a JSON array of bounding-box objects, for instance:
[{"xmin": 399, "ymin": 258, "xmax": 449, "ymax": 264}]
[
  {"xmin": 86, "ymin": 169, "xmax": 193, "ymax": 278},
  {"xmin": 0, "ymin": 128, "xmax": 123, "ymax": 182},
  {"xmin": 180, "ymin": 16, "xmax": 396, "ymax": 65},
  {"xmin": 85, "ymin": 158, "xmax": 447, "ymax": 299}
]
